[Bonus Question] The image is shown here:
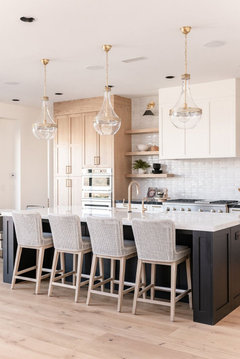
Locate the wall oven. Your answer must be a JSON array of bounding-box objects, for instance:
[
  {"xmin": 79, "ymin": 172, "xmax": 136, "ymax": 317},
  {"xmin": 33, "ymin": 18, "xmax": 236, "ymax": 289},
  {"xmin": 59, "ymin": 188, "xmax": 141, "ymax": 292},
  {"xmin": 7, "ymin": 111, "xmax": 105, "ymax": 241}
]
[{"xmin": 82, "ymin": 168, "xmax": 112, "ymax": 208}]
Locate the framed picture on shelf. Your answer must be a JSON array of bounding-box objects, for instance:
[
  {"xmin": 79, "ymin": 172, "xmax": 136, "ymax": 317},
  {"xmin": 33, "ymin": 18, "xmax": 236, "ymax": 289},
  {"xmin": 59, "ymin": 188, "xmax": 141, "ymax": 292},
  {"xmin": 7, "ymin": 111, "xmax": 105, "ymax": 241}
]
[{"xmin": 147, "ymin": 187, "xmax": 157, "ymax": 198}]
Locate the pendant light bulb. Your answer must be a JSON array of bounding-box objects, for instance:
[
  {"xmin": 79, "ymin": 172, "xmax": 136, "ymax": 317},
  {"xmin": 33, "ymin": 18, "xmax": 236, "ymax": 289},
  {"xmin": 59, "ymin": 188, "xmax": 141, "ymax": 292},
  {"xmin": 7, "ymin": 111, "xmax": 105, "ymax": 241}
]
[
  {"xmin": 169, "ymin": 26, "xmax": 202, "ymax": 129},
  {"xmin": 32, "ymin": 59, "xmax": 57, "ymax": 140},
  {"xmin": 93, "ymin": 45, "xmax": 121, "ymax": 136}
]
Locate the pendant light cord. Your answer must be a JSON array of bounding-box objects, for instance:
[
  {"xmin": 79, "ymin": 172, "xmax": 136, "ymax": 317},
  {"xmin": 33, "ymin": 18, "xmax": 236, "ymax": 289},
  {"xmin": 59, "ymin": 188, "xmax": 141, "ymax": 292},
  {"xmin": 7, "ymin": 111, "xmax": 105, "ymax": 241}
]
[
  {"xmin": 43, "ymin": 63, "xmax": 47, "ymax": 124},
  {"xmin": 184, "ymin": 33, "xmax": 188, "ymax": 108},
  {"xmin": 106, "ymin": 50, "xmax": 109, "ymax": 88},
  {"xmin": 44, "ymin": 63, "xmax": 47, "ymax": 98},
  {"xmin": 185, "ymin": 33, "xmax": 188, "ymax": 74}
]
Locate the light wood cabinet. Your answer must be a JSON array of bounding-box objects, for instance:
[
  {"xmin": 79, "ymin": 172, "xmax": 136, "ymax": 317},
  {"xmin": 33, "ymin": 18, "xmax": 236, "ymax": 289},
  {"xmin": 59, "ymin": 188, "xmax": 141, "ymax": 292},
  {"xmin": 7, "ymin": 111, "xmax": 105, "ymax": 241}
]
[
  {"xmin": 53, "ymin": 96, "xmax": 131, "ymax": 206},
  {"xmin": 159, "ymin": 79, "xmax": 240, "ymax": 159}
]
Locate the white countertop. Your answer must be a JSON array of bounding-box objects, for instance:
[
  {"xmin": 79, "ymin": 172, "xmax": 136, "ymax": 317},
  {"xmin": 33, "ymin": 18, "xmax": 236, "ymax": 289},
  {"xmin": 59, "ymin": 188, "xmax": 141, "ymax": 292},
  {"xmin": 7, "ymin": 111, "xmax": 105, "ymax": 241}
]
[{"xmin": 2, "ymin": 206, "xmax": 240, "ymax": 232}]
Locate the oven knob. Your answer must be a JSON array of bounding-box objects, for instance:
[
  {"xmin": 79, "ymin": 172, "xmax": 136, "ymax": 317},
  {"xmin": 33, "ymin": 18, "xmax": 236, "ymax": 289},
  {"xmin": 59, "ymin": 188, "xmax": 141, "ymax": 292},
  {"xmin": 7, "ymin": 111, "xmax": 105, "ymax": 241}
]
[
  {"xmin": 210, "ymin": 209, "xmax": 216, "ymax": 213},
  {"xmin": 218, "ymin": 209, "xmax": 223, "ymax": 213},
  {"xmin": 187, "ymin": 208, "xmax": 191, "ymax": 211},
  {"xmin": 180, "ymin": 208, "xmax": 185, "ymax": 211},
  {"xmin": 173, "ymin": 208, "xmax": 176, "ymax": 211},
  {"xmin": 198, "ymin": 209, "xmax": 203, "ymax": 212}
]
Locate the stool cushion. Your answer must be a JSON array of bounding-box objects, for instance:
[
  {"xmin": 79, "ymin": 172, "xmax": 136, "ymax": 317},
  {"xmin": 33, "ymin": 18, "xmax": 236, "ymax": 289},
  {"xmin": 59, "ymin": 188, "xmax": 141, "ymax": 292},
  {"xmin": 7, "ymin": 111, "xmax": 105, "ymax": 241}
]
[
  {"xmin": 123, "ymin": 240, "xmax": 136, "ymax": 256},
  {"xmin": 42, "ymin": 232, "xmax": 53, "ymax": 246}
]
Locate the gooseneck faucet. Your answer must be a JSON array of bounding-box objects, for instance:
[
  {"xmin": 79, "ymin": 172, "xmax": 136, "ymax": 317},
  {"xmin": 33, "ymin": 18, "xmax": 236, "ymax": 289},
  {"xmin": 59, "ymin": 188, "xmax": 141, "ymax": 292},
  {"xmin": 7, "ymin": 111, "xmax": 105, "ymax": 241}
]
[{"xmin": 128, "ymin": 181, "xmax": 140, "ymax": 213}]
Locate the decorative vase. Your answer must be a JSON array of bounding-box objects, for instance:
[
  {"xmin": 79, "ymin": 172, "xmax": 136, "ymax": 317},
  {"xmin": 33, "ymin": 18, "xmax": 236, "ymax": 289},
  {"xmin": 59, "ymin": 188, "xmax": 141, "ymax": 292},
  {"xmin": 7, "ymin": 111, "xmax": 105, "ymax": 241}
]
[{"xmin": 138, "ymin": 168, "xmax": 146, "ymax": 174}]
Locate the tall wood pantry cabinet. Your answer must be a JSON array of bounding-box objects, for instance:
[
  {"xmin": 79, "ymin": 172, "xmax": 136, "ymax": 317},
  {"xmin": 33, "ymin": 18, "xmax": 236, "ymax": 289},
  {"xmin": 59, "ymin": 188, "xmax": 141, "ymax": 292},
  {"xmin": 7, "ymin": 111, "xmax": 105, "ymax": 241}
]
[{"xmin": 53, "ymin": 96, "xmax": 132, "ymax": 207}]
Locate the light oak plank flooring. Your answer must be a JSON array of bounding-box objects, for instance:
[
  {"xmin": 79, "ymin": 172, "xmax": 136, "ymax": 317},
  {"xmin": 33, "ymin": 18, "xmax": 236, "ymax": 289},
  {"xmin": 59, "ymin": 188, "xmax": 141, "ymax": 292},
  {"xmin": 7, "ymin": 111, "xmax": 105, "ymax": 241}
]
[{"xmin": 0, "ymin": 260, "xmax": 240, "ymax": 358}]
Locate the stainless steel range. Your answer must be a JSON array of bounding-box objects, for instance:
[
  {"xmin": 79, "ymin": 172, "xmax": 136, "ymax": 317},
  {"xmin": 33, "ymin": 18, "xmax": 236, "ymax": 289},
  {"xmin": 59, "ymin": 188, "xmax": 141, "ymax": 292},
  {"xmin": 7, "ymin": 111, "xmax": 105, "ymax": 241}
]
[{"xmin": 162, "ymin": 199, "xmax": 238, "ymax": 213}]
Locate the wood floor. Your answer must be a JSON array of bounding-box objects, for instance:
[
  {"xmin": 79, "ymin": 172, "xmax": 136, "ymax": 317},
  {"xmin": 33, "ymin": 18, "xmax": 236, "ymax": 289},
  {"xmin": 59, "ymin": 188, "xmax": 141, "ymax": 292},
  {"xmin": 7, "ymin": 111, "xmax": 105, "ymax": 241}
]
[{"xmin": 1, "ymin": 261, "xmax": 240, "ymax": 359}]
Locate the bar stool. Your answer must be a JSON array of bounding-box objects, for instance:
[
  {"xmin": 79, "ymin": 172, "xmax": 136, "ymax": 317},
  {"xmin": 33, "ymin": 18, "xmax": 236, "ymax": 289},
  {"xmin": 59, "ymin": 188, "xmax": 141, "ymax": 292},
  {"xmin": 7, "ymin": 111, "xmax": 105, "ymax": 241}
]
[
  {"xmin": 48, "ymin": 214, "xmax": 92, "ymax": 302},
  {"xmin": 132, "ymin": 218, "xmax": 192, "ymax": 321},
  {"xmin": 86, "ymin": 217, "xmax": 137, "ymax": 312},
  {"xmin": 11, "ymin": 211, "xmax": 53, "ymax": 294}
]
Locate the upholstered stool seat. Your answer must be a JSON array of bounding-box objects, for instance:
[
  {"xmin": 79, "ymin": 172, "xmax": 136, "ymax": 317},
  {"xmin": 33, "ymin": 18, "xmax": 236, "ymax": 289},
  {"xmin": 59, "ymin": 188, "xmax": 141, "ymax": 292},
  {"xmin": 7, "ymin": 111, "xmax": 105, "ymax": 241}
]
[
  {"xmin": 132, "ymin": 218, "xmax": 192, "ymax": 322},
  {"xmin": 86, "ymin": 217, "xmax": 137, "ymax": 312},
  {"xmin": 48, "ymin": 214, "xmax": 92, "ymax": 303},
  {"xmin": 11, "ymin": 211, "xmax": 54, "ymax": 294}
]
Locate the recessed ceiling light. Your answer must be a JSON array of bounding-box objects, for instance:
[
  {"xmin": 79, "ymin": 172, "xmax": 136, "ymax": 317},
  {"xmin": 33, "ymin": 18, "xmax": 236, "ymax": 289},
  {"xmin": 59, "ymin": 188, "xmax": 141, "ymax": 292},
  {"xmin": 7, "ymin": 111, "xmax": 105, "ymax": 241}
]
[
  {"xmin": 204, "ymin": 41, "xmax": 225, "ymax": 48},
  {"xmin": 55, "ymin": 92, "xmax": 63, "ymax": 95},
  {"xmin": 4, "ymin": 81, "xmax": 20, "ymax": 85},
  {"xmin": 122, "ymin": 57, "xmax": 147, "ymax": 64},
  {"xmin": 86, "ymin": 65, "xmax": 104, "ymax": 70},
  {"xmin": 20, "ymin": 16, "xmax": 35, "ymax": 23},
  {"xmin": 165, "ymin": 75, "xmax": 175, "ymax": 79},
  {"xmin": 12, "ymin": 99, "xmax": 20, "ymax": 102}
]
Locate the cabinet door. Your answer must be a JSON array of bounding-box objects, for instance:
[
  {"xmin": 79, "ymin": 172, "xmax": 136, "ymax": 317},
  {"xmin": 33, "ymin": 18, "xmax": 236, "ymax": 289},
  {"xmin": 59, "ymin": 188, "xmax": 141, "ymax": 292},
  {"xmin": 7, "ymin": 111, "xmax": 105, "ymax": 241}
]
[
  {"xmin": 55, "ymin": 177, "xmax": 71, "ymax": 206},
  {"xmin": 82, "ymin": 112, "xmax": 99, "ymax": 167},
  {"xmin": 160, "ymin": 105, "xmax": 185, "ymax": 159},
  {"xmin": 98, "ymin": 134, "xmax": 113, "ymax": 167},
  {"xmin": 70, "ymin": 115, "xmax": 83, "ymax": 176},
  {"xmin": 185, "ymin": 100, "xmax": 210, "ymax": 158},
  {"xmin": 210, "ymin": 98, "xmax": 235, "ymax": 157},
  {"xmin": 71, "ymin": 177, "xmax": 82, "ymax": 206},
  {"xmin": 55, "ymin": 116, "xmax": 70, "ymax": 176}
]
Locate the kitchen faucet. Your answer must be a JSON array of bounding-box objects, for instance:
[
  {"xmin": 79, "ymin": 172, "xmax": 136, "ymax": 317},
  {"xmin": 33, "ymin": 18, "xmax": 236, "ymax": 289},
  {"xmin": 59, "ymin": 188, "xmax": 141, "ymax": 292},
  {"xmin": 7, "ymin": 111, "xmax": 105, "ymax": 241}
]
[{"xmin": 127, "ymin": 181, "xmax": 140, "ymax": 213}]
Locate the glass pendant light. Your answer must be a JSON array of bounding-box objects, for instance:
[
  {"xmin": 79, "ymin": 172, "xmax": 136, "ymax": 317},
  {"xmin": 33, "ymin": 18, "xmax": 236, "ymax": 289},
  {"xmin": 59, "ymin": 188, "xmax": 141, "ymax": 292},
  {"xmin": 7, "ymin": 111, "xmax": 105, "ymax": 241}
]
[
  {"xmin": 32, "ymin": 59, "xmax": 57, "ymax": 140},
  {"xmin": 93, "ymin": 45, "xmax": 121, "ymax": 135},
  {"xmin": 169, "ymin": 26, "xmax": 202, "ymax": 129}
]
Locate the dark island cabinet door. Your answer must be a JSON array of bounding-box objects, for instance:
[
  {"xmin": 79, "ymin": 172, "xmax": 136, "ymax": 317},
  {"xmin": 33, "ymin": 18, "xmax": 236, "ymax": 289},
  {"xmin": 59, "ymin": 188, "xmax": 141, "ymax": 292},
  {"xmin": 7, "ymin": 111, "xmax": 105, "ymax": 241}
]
[{"xmin": 230, "ymin": 225, "xmax": 240, "ymax": 310}]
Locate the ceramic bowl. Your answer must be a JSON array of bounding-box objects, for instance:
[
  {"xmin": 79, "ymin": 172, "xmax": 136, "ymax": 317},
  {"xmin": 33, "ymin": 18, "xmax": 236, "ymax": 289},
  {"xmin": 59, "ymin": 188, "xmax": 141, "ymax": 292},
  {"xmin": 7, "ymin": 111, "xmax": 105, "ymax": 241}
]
[{"xmin": 137, "ymin": 144, "xmax": 149, "ymax": 151}]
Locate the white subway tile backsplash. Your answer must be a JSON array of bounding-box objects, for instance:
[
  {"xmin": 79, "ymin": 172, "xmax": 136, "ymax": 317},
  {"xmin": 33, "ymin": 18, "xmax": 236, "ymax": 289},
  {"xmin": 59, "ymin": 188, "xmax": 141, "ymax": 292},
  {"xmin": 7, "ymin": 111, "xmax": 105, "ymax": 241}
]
[{"xmin": 131, "ymin": 95, "xmax": 240, "ymax": 201}]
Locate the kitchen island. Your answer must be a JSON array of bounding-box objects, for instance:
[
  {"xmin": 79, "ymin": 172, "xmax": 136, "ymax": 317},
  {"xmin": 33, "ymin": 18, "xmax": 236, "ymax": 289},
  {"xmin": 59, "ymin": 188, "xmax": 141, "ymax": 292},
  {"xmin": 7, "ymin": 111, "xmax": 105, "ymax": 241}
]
[{"xmin": 2, "ymin": 206, "xmax": 240, "ymax": 325}]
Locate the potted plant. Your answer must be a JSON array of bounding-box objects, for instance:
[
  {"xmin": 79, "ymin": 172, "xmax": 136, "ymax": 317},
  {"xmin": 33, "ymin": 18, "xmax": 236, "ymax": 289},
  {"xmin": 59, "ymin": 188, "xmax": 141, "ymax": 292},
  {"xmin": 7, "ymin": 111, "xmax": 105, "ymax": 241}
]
[{"xmin": 132, "ymin": 159, "xmax": 150, "ymax": 174}]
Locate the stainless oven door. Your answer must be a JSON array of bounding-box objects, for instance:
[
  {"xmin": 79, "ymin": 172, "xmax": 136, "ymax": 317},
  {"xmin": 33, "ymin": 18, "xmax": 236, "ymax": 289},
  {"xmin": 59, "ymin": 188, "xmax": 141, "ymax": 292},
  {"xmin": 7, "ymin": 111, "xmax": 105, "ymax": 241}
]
[
  {"xmin": 82, "ymin": 199, "xmax": 112, "ymax": 208},
  {"xmin": 82, "ymin": 191, "xmax": 112, "ymax": 200},
  {"xmin": 82, "ymin": 175, "xmax": 112, "ymax": 191}
]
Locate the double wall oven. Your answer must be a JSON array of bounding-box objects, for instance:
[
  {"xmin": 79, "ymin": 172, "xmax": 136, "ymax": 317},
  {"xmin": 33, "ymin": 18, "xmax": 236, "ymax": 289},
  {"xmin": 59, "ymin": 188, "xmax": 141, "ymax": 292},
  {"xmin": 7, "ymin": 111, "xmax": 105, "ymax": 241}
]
[{"xmin": 82, "ymin": 168, "xmax": 112, "ymax": 208}]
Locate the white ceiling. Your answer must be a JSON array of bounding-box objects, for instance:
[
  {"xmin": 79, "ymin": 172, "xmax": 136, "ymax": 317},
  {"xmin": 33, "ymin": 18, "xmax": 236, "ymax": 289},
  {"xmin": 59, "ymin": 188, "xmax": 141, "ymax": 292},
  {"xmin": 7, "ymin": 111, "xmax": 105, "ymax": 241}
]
[{"xmin": 1, "ymin": 0, "xmax": 240, "ymax": 107}]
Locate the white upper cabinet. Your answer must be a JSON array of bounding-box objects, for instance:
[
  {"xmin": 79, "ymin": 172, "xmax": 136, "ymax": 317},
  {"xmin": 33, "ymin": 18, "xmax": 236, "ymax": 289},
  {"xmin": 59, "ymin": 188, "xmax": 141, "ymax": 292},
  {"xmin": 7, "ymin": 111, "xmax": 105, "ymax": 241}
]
[{"xmin": 159, "ymin": 79, "xmax": 240, "ymax": 159}]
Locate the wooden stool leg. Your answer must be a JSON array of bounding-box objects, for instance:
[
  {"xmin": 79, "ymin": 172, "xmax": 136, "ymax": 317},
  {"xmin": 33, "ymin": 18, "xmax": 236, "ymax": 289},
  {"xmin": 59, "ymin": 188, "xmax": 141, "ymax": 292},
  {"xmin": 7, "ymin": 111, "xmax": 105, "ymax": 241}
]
[
  {"xmin": 151, "ymin": 263, "xmax": 156, "ymax": 300},
  {"xmin": 141, "ymin": 262, "xmax": 147, "ymax": 299},
  {"xmin": 186, "ymin": 255, "xmax": 192, "ymax": 309},
  {"xmin": 117, "ymin": 257, "xmax": 126, "ymax": 312},
  {"xmin": 110, "ymin": 259, "xmax": 116, "ymax": 294},
  {"xmin": 99, "ymin": 258, "xmax": 104, "ymax": 292},
  {"xmin": 75, "ymin": 252, "xmax": 83, "ymax": 303},
  {"xmin": 73, "ymin": 253, "xmax": 77, "ymax": 286},
  {"xmin": 11, "ymin": 245, "xmax": 22, "ymax": 290},
  {"xmin": 170, "ymin": 263, "xmax": 177, "ymax": 322},
  {"xmin": 48, "ymin": 250, "xmax": 59, "ymax": 297},
  {"xmin": 86, "ymin": 254, "xmax": 98, "ymax": 306},
  {"xmin": 132, "ymin": 259, "xmax": 142, "ymax": 315},
  {"xmin": 60, "ymin": 252, "xmax": 65, "ymax": 284},
  {"xmin": 35, "ymin": 248, "xmax": 45, "ymax": 295}
]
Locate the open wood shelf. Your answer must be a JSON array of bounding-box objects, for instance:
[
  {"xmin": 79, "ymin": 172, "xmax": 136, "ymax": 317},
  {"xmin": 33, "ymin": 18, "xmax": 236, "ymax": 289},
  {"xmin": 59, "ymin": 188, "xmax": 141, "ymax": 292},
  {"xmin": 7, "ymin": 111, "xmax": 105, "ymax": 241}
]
[
  {"xmin": 125, "ymin": 173, "xmax": 174, "ymax": 178},
  {"xmin": 125, "ymin": 151, "xmax": 159, "ymax": 156},
  {"xmin": 125, "ymin": 128, "xmax": 159, "ymax": 135}
]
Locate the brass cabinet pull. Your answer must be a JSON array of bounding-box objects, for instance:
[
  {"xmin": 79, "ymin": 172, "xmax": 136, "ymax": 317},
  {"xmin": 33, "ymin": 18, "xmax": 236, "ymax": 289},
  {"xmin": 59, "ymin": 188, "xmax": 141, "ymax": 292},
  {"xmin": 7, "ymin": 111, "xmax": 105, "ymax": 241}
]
[
  {"xmin": 66, "ymin": 165, "xmax": 72, "ymax": 174},
  {"xmin": 94, "ymin": 156, "xmax": 100, "ymax": 165},
  {"xmin": 66, "ymin": 179, "xmax": 72, "ymax": 188}
]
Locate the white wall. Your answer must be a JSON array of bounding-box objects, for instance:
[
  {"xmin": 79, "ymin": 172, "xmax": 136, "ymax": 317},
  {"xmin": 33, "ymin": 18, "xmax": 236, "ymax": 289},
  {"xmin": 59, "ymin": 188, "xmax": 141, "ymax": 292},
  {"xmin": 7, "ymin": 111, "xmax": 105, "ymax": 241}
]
[
  {"xmin": 0, "ymin": 102, "xmax": 48, "ymax": 209},
  {"xmin": 131, "ymin": 95, "xmax": 240, "ymax": 201}
]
